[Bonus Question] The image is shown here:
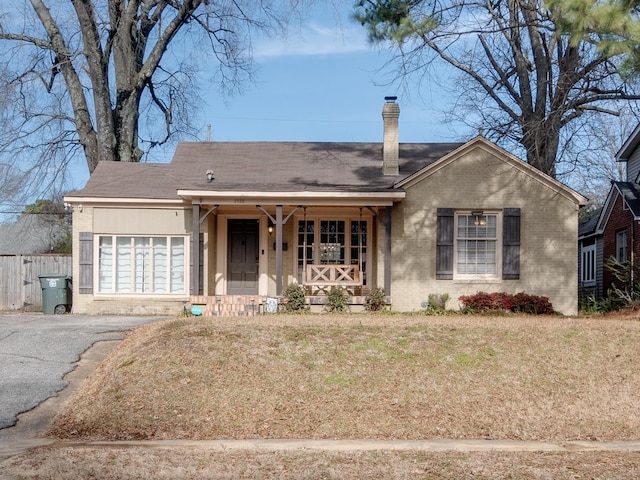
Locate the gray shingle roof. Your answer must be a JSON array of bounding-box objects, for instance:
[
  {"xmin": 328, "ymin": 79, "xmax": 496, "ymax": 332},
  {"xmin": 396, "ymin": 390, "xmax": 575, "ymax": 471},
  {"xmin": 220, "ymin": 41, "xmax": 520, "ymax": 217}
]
[
  {"xmin": 615, "ymin": 181, "xmax": 640, "ymax": 217},
  {"xmin": 68, "ymin": 141, "xmax": 463, "ymax": 199},
  {"xmin": 578, "ymin": 207, "xmax": 601, "ymax": 238}
]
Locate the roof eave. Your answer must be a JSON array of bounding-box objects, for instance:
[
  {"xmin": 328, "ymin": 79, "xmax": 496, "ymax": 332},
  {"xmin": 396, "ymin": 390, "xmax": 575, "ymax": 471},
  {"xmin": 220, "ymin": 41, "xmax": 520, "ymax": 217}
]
[
  {"xmin": 616, "ymin": 123, "xmax": 640, "ymax": 161},
  {"xmin": 395, "ymin": 137, "xmax": 588, "ymax": 206},
  {"xmin": 177, "ymin": 190, "xmax": 406, "ymax": 206},
  {"xmin": 63, "ymin": 196, "xmax": 185, "ymax": 205}
]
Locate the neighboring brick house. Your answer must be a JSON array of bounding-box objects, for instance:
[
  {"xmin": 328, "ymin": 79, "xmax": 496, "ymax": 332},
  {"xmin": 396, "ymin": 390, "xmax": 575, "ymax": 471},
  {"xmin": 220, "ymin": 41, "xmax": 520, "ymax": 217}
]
[
  {"xmin": 64, "ymin": 98, "xmax": 587, "ymax": 316},
  {"xmin": 579, "ymin": 123, "xmax": 640, "ymax": 302}
]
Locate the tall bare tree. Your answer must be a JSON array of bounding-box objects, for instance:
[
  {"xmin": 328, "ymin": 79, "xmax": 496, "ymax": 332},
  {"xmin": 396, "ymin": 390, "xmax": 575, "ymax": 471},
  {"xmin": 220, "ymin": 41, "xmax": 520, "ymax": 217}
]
[
  {"xmin": 354, "ymin": 0, "xmax": 640, "ymax": 178},
  {"xmin": 0, "ymin": 0, "xmax": 301, "ymax": 182}
]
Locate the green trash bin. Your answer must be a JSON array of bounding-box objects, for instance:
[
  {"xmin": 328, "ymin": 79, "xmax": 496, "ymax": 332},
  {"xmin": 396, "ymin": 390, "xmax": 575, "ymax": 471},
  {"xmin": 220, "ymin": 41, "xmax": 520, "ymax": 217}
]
[{"xmin": 39, "ymin": 274, "xmax": 72, "ymax": 314}]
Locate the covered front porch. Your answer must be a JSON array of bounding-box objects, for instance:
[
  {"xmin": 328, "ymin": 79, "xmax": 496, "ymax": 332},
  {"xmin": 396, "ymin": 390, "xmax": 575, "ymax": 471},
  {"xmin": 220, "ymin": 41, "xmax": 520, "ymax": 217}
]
[{"xmin": 178, "ymin": 189, "xmax": 404, "ymax": 316}]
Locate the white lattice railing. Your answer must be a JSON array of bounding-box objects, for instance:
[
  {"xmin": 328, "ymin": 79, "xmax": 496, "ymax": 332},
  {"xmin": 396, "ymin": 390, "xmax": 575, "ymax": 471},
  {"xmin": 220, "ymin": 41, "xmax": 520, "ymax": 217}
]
[{"xmin": 303, "ymin": 264, "xmax": 362, "ymax": 294}]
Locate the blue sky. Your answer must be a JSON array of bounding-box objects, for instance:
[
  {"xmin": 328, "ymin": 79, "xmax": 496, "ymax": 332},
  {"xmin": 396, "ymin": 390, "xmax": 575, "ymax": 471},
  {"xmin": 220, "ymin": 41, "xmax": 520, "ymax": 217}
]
[
  {"xmin": 199, "ymin": 18, "xmax": 461, "ymax": 145},
  {"xmin": 66, "ymin": 3, "xmax": 467, "ymax": 191}
]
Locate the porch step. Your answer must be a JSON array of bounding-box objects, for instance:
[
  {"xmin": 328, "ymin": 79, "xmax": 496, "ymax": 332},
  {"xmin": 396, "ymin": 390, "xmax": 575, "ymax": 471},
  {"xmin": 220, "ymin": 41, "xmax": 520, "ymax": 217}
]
[{"xmin": 190, "ymin": 295, "xmax": 268, "ymax": 317}]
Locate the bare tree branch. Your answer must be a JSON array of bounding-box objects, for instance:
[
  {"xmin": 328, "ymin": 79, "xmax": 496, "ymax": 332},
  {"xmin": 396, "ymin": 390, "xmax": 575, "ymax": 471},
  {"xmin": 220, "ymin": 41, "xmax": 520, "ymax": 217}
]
[
  {"xmin": 0, "ymin": 0, "xmax": 304, "ymax": 205},
  {"xmin": 355, "ymin": 0, "xmax": 640, "ymax": 178}
]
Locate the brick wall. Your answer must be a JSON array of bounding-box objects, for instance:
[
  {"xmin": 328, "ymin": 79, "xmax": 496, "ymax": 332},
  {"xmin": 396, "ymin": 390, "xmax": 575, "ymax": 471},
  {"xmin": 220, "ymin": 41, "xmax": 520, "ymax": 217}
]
[
  {"xmin": 382, "ymin": 144, "xmax": 582, "ymax": 315},
  {"xmin": 602, "ymin": 193, "xmax": 639, "ymax": 295}
]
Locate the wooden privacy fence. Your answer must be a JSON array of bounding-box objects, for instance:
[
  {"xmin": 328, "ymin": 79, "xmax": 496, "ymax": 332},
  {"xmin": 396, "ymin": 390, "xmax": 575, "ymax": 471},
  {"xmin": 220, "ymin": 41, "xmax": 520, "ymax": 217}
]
[{"xmin": 0, "ymin": 255, "xmax": 72, "ymax": 312}]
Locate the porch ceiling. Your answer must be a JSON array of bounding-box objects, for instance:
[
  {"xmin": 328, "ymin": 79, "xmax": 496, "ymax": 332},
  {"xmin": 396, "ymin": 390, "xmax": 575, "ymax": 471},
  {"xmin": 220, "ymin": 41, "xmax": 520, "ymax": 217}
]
[{"xmin": 176, "ymin": 190, "xmax": 405, "ymax": 206}]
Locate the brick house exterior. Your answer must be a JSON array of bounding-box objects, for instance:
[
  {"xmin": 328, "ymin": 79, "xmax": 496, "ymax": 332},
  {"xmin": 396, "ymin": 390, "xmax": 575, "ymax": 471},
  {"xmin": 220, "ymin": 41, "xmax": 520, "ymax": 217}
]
[
  {"xmin": 64, "ymin": 99, "xmax": 587, "ymax": 316},
  {"xmin": 579, "ymin": 123, "xmax": 640, "ymax": 302}
]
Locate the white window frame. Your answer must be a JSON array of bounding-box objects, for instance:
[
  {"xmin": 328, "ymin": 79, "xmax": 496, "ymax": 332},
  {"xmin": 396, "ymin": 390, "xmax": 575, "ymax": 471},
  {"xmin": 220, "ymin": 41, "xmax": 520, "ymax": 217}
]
[
  {"xmin": 616, "ymin": 230, "xmax": 628, "ymax": 263},
  {"xmin": 581, "ymin": 243, "xmax": 596, "ymax": 286},
  {"xmin": 96, "ymin": 235, "xmax": 188, "ymax": 295},
  {"xmin": 453, "ymin": 211, "xmax": 502, "ymax": 280},
  {"xmin": 294, "ymin": 215, "xmax": 371, "ymax": 286}
]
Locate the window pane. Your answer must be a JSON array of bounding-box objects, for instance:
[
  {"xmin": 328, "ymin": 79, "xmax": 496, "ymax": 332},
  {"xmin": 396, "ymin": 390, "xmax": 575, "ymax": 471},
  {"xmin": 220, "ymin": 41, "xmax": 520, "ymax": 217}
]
[
  {"xmin": 298, "ymin": 220, "xmax": 315, "ymax": 282},
  {"xmin": 457, "ymin": 213, "xmax": 497, "ymax": 276},
  {"xmin": 98, "ymin": 236, "xmax": 113, "ymax": 292},
  {"xmin": 350, "ymin": 220, "xmax": 367, "ymax": 286},
  {"xmin": 133, "ymin": 237, "xmax": 150, "ymax": 293},
  {"xmin": 116, "ymin": 237, "xmax": 132, "ymax": 292},
  {"xmin": 320, "ymin": 220, "xmax": 345, "ymax": 264},
  {"xmin": 617, "ymin": 230, "xmax": 628, "ymax": 263},
  {"xmin": 170, "ymin": 238, "xmax": 185, "ymax": 293},
  {"xmin": 153, "ymin": 237, "xmax": 167, "ymax": 293},
  {"xmin": 581, "ymin": 245, "xmax": 596, "ymax": 283}
]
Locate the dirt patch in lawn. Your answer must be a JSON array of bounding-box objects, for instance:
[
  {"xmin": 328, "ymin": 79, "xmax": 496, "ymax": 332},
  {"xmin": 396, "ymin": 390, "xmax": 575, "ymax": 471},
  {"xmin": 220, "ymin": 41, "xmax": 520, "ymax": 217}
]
[{"xmin": 46, "ymin": 313, "xmax": 640, "ymax": 442}]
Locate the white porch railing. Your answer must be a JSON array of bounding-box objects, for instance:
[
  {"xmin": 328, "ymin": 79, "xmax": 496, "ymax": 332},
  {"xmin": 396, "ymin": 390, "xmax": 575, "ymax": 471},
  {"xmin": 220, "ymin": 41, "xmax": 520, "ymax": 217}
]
[{"xmin": 303, "ymin": 264, "xmax": 362, "ymax": 294}]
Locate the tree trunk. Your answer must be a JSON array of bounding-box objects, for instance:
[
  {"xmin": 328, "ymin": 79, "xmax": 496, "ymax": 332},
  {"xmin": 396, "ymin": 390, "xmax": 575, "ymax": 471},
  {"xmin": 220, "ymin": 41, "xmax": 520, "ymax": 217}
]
[
  {"xmin": 522, "ymin": 117, "xmax": 560, "ymax": 178},
  {"xmin": 72, "ymin": 0, "xmax": 118, "ymax": 170}
]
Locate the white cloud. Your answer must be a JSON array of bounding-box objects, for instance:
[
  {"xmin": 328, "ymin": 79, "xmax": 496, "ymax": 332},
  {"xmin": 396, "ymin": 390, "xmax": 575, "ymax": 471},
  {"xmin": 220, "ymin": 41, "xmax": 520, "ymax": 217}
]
[{"xmin": 254, "ymin": 22, "xmax": 371, "ymax": 59}]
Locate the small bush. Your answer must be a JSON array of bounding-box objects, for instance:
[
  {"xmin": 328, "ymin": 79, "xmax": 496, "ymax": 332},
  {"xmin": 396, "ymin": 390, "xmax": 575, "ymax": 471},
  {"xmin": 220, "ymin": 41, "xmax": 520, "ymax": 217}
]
[
  {"xmin": 364, "ymin": 287, "xmax": 387, "ymax": 312},
  {"xmin": 459, "ymin": 291, "xmax": 553, "ymax": 315},
  {"xmin": 177, "ymin": 306, "xmax": 194, "ymax": 318},
  {"xmin": 605, "ymin": 256, "xmax": 640, "ymax": 310},
  {"xmin": 326, "ymin": 287, "xmax": 351, "ymax": 313},
  {"xmin": 283, "ymin": 283, "xmax": 308, "ymax": 313},
  {"xmin": 427, "ymin": 293, "xmax": 450, "ymax": 311},
  {"xmin": 580, "ymin": 294, "xmax": 623, "ymax": 314}
]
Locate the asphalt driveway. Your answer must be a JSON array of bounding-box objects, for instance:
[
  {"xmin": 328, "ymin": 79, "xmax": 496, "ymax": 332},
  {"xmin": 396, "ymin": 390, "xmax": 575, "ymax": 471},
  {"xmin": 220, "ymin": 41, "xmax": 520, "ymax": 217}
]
[{"xmin": 0, "ymin": 313, "xmax": 167, "ymax": 430}]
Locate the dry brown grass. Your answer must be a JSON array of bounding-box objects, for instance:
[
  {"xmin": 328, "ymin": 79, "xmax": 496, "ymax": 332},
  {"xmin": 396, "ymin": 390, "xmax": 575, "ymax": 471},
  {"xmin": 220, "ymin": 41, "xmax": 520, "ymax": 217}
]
[
  {"xmin": 3, "ymin": 446, "xmax": 640, "ymax": 480},
  {"xmin": 47, "ymin": 313, "xmax": 640, "ymax": 442},
  {"xmin": 4, "ymin": 312, "xmax": 640, "ymax": 479}
]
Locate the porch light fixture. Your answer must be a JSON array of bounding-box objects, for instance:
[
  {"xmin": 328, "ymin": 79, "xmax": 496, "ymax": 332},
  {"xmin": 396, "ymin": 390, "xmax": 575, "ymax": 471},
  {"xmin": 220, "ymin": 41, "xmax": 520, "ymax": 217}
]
[
  {"xmin": 268, "ymin": 221, "xmax": 274, "ymax": 235},
  {"xmin": 63, "ymin": 202, "xmax": 82, "ymax": 212},
  {"xmin": 206, "ymin": 169, "xmax": 214, "ymax": 183},
  {"xmin": 471, "ymin": 210, "xmax": 486, "ymax": 227}
]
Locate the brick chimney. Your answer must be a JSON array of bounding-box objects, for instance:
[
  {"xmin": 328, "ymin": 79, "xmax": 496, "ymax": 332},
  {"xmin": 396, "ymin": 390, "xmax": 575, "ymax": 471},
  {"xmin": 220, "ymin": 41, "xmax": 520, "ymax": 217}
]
[{"xmin": 382, "ymin": 96, "xmax": 400, "ymax": 176}]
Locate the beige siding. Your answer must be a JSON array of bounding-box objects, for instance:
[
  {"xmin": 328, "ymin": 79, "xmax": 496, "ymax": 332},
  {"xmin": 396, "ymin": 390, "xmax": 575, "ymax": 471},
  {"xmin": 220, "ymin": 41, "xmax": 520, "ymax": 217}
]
[
  {"xmin": 71, "ymin": 206, "xmax": 93, "ymax": 313},
  {"xmin": 383, "ymin": 147, "xmax": 580, "ymax": 315},
  {"xmin": 71, "ymin": 205, "xmax": 191, "ymax": 315},
  {"xmin": 94, "ymin": 207, "xmax": 192, "ymax": 234}
]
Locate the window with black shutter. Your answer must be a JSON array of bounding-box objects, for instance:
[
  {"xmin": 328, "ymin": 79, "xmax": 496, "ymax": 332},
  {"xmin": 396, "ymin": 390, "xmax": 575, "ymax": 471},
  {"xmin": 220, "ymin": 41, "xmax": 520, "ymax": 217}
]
[{"xmin": 436, "ymin": 208, "xmax": 520, "ymax": 280}]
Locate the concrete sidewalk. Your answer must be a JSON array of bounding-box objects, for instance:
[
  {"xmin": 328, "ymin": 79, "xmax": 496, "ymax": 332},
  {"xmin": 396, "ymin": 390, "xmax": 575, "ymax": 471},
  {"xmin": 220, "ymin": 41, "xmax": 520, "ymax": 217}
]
[
  {"xmin": 49, "ymin": 438, "xmax": 640, "ymax": 453},
  {"xmin": 4, "ymin": 437, "xmax": 640, "ymax": 462}
]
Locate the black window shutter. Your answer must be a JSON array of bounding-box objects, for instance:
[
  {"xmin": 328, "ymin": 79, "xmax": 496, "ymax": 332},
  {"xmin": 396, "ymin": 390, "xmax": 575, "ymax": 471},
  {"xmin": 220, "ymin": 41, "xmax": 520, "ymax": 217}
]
[
  {"xmin": 503, "ymin": 208, "xmax": 521, "ymax": 279},
  {"xmin": 436, "ymin": 208, "xmax": 454, "ymax": 280},
  {"xmin": 78, "ymin": 232, "xmax": 93, "ymax": 294}
]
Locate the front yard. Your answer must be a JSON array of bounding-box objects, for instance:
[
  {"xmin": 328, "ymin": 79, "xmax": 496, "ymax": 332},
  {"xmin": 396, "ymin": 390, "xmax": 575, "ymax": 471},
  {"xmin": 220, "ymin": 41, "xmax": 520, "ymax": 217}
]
[
  {"xmin": 4, "ymin": 312, "xmax": 640, "ymax": 479},
  {"xmin": 50, "ymin": 313, "xmax": 640, "ymax": 442}
]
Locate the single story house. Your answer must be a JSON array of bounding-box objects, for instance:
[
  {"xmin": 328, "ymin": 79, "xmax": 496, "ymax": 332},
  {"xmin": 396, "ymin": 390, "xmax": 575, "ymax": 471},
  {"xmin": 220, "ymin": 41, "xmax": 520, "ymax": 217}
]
[
  {"xmin": 579, "ymin": 122, "xmax": 640, "ymax": 302},
  {"xmin": 64, "ymin": 98, "xmax": 587, "ymax": 316}
]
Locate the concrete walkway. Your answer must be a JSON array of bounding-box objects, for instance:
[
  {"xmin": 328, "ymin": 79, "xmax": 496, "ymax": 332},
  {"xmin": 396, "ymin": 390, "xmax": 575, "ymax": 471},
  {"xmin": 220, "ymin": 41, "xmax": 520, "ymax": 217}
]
[{"xmin": 50, "ymin": 438, "xmax": 640, "ymax": 453}]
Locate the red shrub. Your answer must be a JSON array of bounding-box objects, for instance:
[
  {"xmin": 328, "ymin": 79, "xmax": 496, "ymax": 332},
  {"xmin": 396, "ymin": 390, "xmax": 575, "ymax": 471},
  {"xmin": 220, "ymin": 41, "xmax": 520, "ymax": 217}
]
[{"xmin": 459, "ymin": 291, "xmax": 553, "ymax": 315}]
